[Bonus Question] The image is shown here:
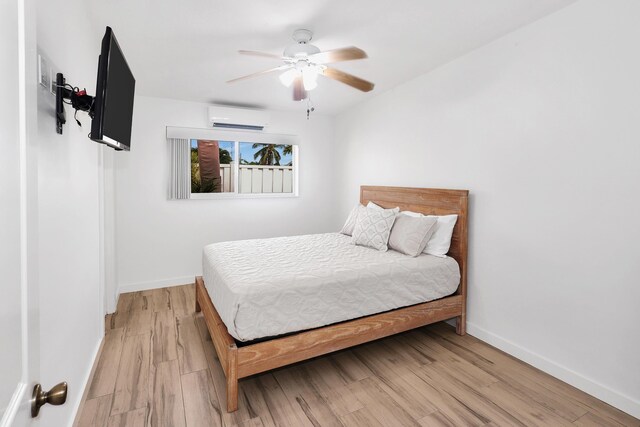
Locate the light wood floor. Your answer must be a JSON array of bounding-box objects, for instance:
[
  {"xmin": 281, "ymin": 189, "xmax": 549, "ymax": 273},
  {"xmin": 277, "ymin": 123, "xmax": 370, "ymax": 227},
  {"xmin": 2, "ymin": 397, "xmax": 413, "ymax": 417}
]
[{"xmin": 75, "ymin": 285, "xmax": 639, "ymax": 427}]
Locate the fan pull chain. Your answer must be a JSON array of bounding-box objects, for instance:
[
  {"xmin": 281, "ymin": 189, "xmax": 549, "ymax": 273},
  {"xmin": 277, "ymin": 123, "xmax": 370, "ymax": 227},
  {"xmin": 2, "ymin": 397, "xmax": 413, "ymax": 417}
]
[{"xmin": 306, "ymin": 96, "xmax": 315, "ymax": 120}]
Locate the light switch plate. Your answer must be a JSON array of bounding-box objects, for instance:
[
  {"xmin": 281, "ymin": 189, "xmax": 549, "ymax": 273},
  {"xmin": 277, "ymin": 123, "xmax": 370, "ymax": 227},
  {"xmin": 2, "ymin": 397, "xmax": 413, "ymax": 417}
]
[{"xmin": 38, "ymin": 54, "xmax": 50, "ymax": 89}]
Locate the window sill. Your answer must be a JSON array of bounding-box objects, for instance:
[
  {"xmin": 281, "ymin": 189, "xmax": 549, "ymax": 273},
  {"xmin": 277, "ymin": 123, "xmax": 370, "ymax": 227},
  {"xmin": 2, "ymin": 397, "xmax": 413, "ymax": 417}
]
[{"xmin": 189, "ymin": 192, "xmax": 299, "ymax": 200}]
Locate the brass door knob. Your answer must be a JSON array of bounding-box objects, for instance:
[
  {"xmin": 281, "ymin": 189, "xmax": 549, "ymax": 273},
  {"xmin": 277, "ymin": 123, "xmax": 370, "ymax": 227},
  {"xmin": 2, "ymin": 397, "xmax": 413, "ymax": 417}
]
[{"xmin": 31, "ymin": 382, "xmax": 68, "ymax": 417}]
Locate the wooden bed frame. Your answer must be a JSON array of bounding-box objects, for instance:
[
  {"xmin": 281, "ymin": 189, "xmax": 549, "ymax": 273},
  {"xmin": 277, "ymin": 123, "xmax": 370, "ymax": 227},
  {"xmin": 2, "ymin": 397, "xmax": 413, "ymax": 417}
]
[{"xmin": 195, "ymin": 186, "xmax": 469, "ymax": 412}]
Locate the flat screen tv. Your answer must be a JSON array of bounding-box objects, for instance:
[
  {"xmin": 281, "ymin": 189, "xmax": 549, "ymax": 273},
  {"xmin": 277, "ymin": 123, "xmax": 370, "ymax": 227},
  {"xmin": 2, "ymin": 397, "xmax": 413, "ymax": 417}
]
[{"xmin": 91, "ymin": 27, "xmax": 135, "ymax": 151}]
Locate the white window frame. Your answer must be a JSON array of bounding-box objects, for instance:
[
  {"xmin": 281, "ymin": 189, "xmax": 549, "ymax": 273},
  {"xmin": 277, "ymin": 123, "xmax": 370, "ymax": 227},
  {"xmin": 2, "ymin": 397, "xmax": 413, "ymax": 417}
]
[{"xmin": 167, "ymin": 126, "xmax": 299, "ymax": 200}]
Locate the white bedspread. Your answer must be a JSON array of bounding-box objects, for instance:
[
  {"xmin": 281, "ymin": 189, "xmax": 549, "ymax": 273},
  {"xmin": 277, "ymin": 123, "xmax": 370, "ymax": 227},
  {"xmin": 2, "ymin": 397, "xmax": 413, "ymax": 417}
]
[{"xmin": 202, "ymin": 233, "xmax": 460, "ymax": 342}]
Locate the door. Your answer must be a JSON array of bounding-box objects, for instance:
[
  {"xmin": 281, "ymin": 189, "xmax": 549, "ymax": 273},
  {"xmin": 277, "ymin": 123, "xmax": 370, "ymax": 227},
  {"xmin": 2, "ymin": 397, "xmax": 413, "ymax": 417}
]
[{"xmin": 1, "ymin": 0, "xmax": 39, "ymax": 425}]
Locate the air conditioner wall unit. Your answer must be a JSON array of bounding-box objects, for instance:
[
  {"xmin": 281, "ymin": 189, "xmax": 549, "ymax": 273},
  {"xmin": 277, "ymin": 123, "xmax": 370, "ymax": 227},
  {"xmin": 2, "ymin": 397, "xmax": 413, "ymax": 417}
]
[{"xmin": 208, "ymin": 106, "xmax": 270, "ymax": 131}]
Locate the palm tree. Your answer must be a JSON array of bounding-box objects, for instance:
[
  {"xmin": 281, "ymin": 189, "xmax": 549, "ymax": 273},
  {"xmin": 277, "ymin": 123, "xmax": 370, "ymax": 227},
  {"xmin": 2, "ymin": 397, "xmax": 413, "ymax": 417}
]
[
  {"xmin": 252, "ymin": 143, "xmax": 286, "ymax": 165},
  {"xmin": 191, "ymin": 146, "xmax": 231, "ymax": 192},
  {"xmin": 190, "ymin": 147, "xmax": 201, "ymax": 192},
  {"xmin": 219, "ymin": 148, "xmax": 232, "ymax": 164}
]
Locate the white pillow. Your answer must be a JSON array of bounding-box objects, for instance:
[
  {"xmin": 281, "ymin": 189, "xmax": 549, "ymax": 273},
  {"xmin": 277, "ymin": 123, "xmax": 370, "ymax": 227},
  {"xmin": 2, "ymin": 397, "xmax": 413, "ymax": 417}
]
[
  {"xmin": 396, "ymin": 210, "xmax": 458, "ymax": 257},
  {"xmin": 351, "ymin": 205, "xmax": 397, "ymax": 251},
  {"xmin": 340, "ymin": 204, "xmax": 361, "ymax": 236},
  {"xmin": 400, "ymin": 210, "xmax": 422, "ymax": 218},
  {"xmin": 388, "ymin": 215, "xmax": 438, "ymax": 257},
  {"xmin": 367, "ymin": 201, "xmax": 400, "ymax": 213},
  {"xmin": 423, "ymin": 214, "xmax": 458, "ymax": 257}
]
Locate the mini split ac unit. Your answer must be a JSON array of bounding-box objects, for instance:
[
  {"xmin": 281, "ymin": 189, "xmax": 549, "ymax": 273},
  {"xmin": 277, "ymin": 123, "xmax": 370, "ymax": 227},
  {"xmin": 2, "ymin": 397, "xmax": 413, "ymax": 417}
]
[{"xmin": 208, "ymin": 106, "xmax": 270, "ymax": 130}]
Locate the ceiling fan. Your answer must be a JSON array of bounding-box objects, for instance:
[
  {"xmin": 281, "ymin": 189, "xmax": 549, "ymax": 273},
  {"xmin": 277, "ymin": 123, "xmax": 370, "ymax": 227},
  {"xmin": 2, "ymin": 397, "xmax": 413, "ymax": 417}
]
[{"xmin": 227, "ymin": 29, "xmax": 375, "ymax": 101}]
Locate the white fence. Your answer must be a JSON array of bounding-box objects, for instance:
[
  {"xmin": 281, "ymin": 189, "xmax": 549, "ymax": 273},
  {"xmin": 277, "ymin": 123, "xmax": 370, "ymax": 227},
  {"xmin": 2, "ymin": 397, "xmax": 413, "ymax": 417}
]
[
  {"xmin": 219, "ymin": 163, "xmax": 293, "ymax": 193},
  {"xmin": 219, "ymin": 164, "xmax": 234, "ymax": 192}
]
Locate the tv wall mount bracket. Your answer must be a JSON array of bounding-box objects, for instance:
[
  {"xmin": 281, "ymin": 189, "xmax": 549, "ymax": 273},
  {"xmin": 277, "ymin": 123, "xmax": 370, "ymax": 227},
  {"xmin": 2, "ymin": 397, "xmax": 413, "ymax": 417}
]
[{"xmin": 55, "ymin": 72, "xmax": 95, "ymax": 134}]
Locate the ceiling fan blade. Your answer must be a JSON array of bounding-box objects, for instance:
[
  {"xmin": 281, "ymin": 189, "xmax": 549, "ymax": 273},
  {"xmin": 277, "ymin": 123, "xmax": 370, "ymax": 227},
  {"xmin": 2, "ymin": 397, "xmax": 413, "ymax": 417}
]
[
  {"xmin": 238, "ymin": 50, "xmax": 291, "ymax": 60},
  {"xmin": 227, "ymin": 65, "xmax": 292, "ymax": 83},
  {"xmin": 322, "ymin": 68, "xmax": 375, "ymax": 92},
  {"xmin": 293, "ymin": 76, "xmax": 307, "ymax": 101},
  {"xmin": 307, "ymin": 46, "xmax": 367, "ymax": 64}
]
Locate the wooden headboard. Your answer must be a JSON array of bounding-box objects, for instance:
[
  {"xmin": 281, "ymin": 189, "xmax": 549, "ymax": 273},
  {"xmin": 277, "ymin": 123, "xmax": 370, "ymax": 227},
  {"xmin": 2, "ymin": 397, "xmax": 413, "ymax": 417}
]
[{"xmin": 360, "ymin": 186, "xmax": 469, "ymax": 299}]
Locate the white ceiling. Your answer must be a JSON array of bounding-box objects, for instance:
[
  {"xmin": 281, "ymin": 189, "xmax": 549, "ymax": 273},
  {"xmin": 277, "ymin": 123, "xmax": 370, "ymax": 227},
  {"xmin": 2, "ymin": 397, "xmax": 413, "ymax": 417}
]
[{"xmin": 86, "ymin": 0, "xmax": 576, "ymax": 115}]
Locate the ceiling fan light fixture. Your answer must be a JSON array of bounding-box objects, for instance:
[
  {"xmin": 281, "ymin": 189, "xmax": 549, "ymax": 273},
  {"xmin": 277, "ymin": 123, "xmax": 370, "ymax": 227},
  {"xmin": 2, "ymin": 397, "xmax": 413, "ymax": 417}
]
[
  {"xmin": 302, "ymin": 68, "xmax": 318, "ymax": 91},
  {"xmin": 279, "ymin": 68, "xmax": 298, "ymax": 87},
  {"xmin": 230, "ymin": 29, "xmax": 375, "ymax": 100}
]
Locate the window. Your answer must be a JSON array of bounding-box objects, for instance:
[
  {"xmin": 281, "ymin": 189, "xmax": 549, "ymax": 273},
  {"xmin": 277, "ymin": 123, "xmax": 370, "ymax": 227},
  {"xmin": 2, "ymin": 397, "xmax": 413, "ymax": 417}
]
[
  {"xmin": 238, "ymin": 142, "xmax": 294, "ymax": 194},
  {"xmin": 187, "ymin": 136, "xmax": 297, "ymax": 198}
]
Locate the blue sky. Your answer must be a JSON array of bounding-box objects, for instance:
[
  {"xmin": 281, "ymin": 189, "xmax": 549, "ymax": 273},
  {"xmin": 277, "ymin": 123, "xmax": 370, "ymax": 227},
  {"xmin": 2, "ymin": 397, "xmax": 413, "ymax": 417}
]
[
  {"xmin": 191, "ymin": 139, "xmax": 292, "ymax": 165},
  {"xmin": 239, "ymin": 142, "xmax": 292, "ymax": 165}
]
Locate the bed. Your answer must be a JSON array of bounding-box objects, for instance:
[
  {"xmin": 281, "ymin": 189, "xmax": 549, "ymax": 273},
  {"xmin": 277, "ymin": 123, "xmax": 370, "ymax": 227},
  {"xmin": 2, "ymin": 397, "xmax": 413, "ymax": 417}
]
[{"xmin": 195, "ymin": 186, "xmax": 469, "ymax": 412}]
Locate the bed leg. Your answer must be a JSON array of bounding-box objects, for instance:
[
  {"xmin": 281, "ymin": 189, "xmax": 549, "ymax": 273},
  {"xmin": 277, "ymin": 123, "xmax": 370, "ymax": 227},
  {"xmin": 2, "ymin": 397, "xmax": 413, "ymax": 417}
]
[
  {"xmin": 194, "ymin": 277, "xmax": 202, "ymax": 313},
  {"xmin": 456, "ymin": 314, "xmax": 466, "ymax": 336},
  {"xmin": 226, "ymin": 376, "xmax": 238, "ymax": 412},
  {"xmin": 226, "ymin": 347, "xmax": 238, "ymax": 412}
]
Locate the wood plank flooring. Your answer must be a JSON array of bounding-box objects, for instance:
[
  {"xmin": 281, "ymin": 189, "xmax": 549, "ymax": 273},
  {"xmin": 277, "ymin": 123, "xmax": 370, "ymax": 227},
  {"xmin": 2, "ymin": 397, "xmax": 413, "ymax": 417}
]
[{"xmin": 76, "ymin": 285, "xmax": 640, "ymax": 427}]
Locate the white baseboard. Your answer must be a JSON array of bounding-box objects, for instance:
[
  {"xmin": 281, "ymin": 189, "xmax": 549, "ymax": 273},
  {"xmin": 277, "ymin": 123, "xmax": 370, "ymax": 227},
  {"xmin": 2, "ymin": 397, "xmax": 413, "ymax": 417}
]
[
  {"xmin": 466, "ymin": 321, "xmax": 640, "ymax": 419},
  {"xmin": 69, "ymin": 337, "xmax": 103, "ymax": 427}
]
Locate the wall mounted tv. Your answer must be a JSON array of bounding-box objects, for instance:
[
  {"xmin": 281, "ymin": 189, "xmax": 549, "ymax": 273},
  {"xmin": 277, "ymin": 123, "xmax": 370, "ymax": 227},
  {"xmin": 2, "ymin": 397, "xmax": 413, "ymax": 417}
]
[{"xmin": 90, "ymin": 26, "xmax": 136, "ymax": 151}]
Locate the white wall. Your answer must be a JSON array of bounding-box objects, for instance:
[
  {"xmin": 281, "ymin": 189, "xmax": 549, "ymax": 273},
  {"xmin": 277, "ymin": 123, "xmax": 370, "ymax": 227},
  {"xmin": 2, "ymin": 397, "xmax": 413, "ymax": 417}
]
[
  {"xmin": 0, "ymin": 0, "xmax": 23, "ymax": 418},
  {"xmin": 35, "ymin": 0, "xmax": 105, "ymax": 425},
  {"xmin": 111, "ymin": 96, "xmax": 337, "ymax": 310},
  {"xmin": 334, "ymin": 0, "xmax": 640, "ymax": 418}
]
